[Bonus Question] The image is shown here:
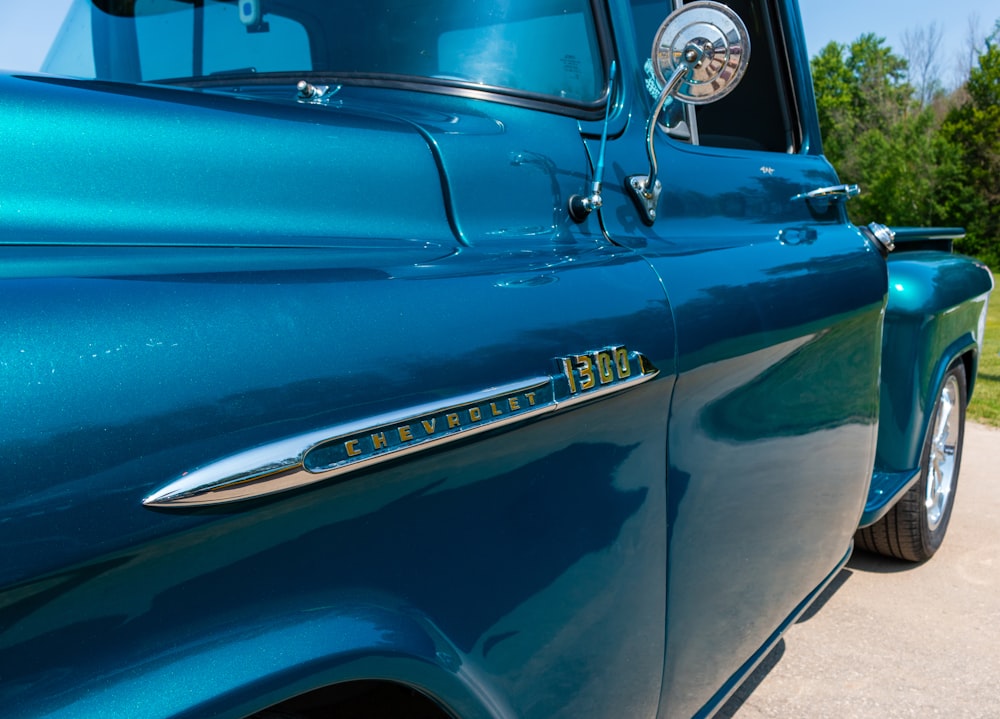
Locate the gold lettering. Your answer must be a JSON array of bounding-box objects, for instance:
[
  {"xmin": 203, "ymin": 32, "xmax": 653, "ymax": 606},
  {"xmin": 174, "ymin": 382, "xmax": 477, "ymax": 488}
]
[
  {"xmin": 525, "ymin": 392, "xmax": 537, "ymax": 406},
  {"xmin": 398, "ymin": 425, "xmax": 413, "ymax": 441},
  {"xmin": 447, "ymin": 413, "xmax": 461, "ymax": 428},
  {"xmin": 597, "ymin": 351, "xmax": 614, "ymax": 384},
  {"xmin": 490, "ymin": 402, "xmax": 503, "ymax": 416},
  {"xmin": 371, "ymin": 432, "xmax": 388, "ymax": 450},
  {"xmin": 345, "ymin": 439, "xmax": 362, "ymax": 457},
  {"xmin": 508, "ymin": 397, "xmax": 521, "ymax": 411},
  {"xmin": 562, "ymin": 357, "xmax": 577, "ymax": 393},
  {"xmin": 422, "ymin": 418, "xmax": 436, "ymax": 434},
  {"xmin": 615, "ymin": 346, "xmax": 631, "ymax": 378},
  {"xmin": 576, "ymin": 355, "xmax": 596, "ymax": 390},
  {"xmin": 469, "ymin": 407, "xmax": 483, "ymax": 422}
]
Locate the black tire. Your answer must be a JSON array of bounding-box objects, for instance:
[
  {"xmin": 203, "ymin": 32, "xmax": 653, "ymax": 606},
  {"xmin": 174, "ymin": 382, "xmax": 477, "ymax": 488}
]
[{"xmin": 856, "ymin": 361, "xmax": 967, "ymax": 562}]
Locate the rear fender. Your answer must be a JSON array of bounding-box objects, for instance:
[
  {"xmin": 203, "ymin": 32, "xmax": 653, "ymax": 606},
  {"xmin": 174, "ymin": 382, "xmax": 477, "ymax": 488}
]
[{"xmin": 864, "ymin": 250, "xmax": 993, "ymax": 526}]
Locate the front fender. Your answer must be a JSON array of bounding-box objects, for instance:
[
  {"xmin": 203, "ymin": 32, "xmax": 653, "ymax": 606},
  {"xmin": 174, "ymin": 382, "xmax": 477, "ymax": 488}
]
[
  {"xmin": 16, "ymin": 597, "xmax": 511, "ymax": 719},
  {"xmin": 863, "ymin": 250, "xmax": 993, "ymax": 526}
]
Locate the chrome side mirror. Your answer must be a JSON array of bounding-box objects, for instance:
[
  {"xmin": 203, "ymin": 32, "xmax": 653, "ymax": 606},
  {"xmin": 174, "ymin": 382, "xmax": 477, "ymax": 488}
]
[{"xmin": 628, "ymin": 1, "xmax": 751, "ymax": 224}]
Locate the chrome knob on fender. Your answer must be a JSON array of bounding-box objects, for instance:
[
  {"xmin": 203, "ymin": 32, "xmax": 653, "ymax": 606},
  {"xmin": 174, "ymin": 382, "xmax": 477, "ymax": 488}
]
[{"xmin": 861, "ymin": 222, "xmax": 896, "ymax": 255}]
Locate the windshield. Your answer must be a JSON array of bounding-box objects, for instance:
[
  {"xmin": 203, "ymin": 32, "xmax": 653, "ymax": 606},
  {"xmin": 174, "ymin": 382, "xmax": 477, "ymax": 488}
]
[{"xmin": 1, "ymin": 0, "xmax": 605, "ymax": 104}]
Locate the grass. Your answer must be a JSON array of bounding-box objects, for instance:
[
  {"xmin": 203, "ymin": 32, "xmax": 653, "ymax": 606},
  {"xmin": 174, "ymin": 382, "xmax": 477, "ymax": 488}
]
[{"xmin": 969, "ymin": 289, "xmax": 1000, "ymax": 428}]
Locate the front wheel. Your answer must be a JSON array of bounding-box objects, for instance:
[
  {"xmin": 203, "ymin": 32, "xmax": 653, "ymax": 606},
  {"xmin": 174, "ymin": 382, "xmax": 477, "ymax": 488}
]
[{"xmin": 856, "ymin": 361, "xmax": 967, "ymax": 562}]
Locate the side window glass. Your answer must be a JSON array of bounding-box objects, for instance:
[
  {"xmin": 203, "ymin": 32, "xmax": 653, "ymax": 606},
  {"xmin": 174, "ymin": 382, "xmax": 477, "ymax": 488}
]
[{"xmin": 631, "ymin": 0, "xmax": 799, "ymax": 153}]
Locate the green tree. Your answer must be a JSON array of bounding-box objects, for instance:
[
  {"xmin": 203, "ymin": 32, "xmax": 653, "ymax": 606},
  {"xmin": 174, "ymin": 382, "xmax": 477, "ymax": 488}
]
[
  {"xmin": 810, "ymin": 35, "xmax": 944, "ymax": 228},
  {"xmin": 937, "ymin": 26, "xmax": 1000, "ymax": 266},
  {"xmin": 852, "ymin": 108, "xmax": 957, "ymax": 227},
  {"xmin": 812, "ymin": 35, "xmax": 910, "ymax": 150}
]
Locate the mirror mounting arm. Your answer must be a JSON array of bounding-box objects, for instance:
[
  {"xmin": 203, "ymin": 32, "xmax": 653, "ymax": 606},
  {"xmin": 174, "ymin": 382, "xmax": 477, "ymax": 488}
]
[
  {"xmin": 569, "ymin": 62, "xmax": 618, "ymax": 223},
  {"xmin": 625, "ymin": 0, "xmax": 751, "ymax": 226},
  {"xmin": 627, "ymin": 45, "xmax": 704, "ymax": 225}
]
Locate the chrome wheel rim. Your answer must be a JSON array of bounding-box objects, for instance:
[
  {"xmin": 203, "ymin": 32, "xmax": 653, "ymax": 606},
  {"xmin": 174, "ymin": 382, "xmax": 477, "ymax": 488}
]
[{"xmin": 925, "ymin": 375, "xmax": 959, "ymax": 531}]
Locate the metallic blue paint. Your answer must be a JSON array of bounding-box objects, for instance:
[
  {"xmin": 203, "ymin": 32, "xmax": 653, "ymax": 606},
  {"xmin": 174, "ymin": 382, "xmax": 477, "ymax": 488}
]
[
  {"xmin": 585, "ymin": 7, "xmax": 890, "ymax": 711},
  {"xmin": 864, "ymin": 250, "xmax": 993, "ymax": 526},
  {"xmin": 0, "ymin": 1, "xmax": 993, "ymax": 718},
  {"xmin": 891, "ymin": 226, "xmax": 965, "ymax": 253},
  {"xmin": 0, "ymin": 242, "xmax": 675, "ymax": 719},
  {"xmin": 592, "ymin": 15, "xmax": 886, "ymax": 707},
  {"xmin": 0, "ymin": 75, "xmax": 455, "ymax": 246}
]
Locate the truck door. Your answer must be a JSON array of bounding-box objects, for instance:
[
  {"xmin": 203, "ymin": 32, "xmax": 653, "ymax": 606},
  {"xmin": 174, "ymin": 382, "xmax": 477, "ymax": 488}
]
[{"xmin": 593, "ymin": 1, "xmax": 889, "ymax": 715}]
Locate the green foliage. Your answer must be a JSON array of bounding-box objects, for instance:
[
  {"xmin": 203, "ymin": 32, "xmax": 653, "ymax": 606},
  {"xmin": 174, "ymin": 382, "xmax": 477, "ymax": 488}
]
[
  {"xmin": 810, "ymin": 24, "xmax": 1000, "ymax": 268},
  {"xmin": 937, "ymin": 40, "xmax": 1000, "ymax": 267},
  {"xmin": 812, "ymin": 35, "xmax": 911, "ymax": 166},
  {"xmin": 850, "ymin": 108, "xmax": 959, "ymax": 227},
  {"xmin": 810, "ymin": 36, "xmax": 940, "ymax": 227},
  {"xmin": 811, "ymin": 41, "xmax": 858, "ymax": 166},
  {"xmin": 968, "ymin": 293, "xmax": 1000, "ymax": 428},
  {"xmin": 809, "ymin": 27, "xmax": 1000, "ymax": 427}
]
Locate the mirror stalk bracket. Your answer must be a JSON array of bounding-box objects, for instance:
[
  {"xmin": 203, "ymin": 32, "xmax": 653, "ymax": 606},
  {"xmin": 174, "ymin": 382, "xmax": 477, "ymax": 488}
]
[
  {"xmin": 627, "ymin": 47, "xmax": 703, "ymax": 225},
  {"xmin": 625, "ymin": 1, "xmax": 751, "ymax": 226}
]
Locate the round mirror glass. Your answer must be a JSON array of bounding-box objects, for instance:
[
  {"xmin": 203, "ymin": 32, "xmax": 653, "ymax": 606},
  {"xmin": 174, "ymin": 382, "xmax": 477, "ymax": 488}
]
[{"xmin": 651, "ymin": 1, "xmax": 751, "ymax": 105}]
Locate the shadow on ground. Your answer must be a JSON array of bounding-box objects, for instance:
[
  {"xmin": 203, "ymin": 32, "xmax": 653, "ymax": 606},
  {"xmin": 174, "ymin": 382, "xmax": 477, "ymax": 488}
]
[
  {"xmin": 710, "ymin": 566, "xmax": 852, "ymax": 717},
  {"xmin": 846, "ymin": 547, "xmax": 922, "ymax": 574},
  {"xmin": 711, "ymin": 640, "xmax": 786, "ymax": 719},
  {"xmin": 711, "ymin": 545, "xmax": 924, "ymax": 717}
]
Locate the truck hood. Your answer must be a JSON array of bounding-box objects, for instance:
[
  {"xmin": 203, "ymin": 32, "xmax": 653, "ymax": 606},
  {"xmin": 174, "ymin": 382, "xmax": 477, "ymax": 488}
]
[{"xmin": 0, "ymin": 74, "xmax": 457, "ymax": 246}]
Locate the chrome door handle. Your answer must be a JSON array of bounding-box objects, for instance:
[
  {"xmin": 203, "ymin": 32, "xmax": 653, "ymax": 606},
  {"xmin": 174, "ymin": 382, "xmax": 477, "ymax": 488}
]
[{"xmin": 790, "ymin": 183, "xmax": 860, "ymax": 201}]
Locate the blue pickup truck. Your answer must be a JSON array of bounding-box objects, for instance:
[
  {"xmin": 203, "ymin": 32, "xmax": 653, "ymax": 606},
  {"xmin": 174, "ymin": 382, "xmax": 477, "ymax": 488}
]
[{"xmin": 0, "ymin": 1, "xmax": 993, "ymax": 718}]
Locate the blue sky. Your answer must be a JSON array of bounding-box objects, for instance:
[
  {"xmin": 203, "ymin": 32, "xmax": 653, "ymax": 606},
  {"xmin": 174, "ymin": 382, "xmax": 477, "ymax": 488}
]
[
  {"xmin": 0, "ymin": 1, "xmax": 73, "ymax": 72},
  {"xmin": 1, "ymin": 0, "xmax": 997, "ymax": 84},
  {"xmin": 798, "ymin": 0, "xmax": 997, "ymax": 86}
]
